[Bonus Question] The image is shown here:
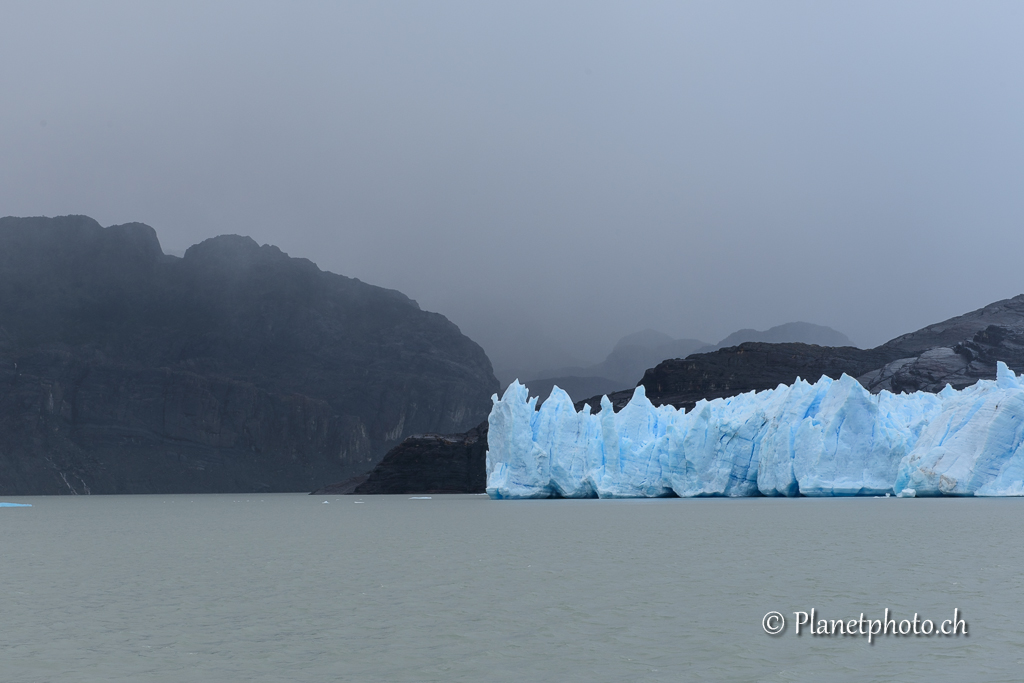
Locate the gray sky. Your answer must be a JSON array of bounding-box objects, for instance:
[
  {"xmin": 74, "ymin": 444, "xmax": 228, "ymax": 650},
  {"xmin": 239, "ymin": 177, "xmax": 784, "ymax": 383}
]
[{"xmin": 2, "ymin": 1, "xmax": 1023, "ymax": 381}]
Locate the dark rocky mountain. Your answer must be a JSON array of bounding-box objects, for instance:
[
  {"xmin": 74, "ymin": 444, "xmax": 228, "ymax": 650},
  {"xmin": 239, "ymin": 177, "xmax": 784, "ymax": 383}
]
[
  {"xmin": 583, "ymin": 342, "xmax": 895, "ymax": 414},
  {"xmin": 314, "ymin": 422, "xmax": 489, "ymax": 495},
  {"xmin": 877, "ymin": 295, "xmax": 1024, "ymax": 357},
  {"xmin": 852, "ymin": 296, "xmax": 1024, "ymax": 394},
  {"xmin": 346, "ymin": 295, "xmax": 1024, "ymax": 494},
  {"xmin": 860, "ymin": 324, "xmax": 1024, "ymax": 394},
  {"xmin": 0, "ymin": 215, "xmax": 498, "ymax": 494}
]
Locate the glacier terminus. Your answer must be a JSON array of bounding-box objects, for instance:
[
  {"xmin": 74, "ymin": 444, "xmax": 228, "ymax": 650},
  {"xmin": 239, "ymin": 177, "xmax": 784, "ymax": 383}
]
[{"xmin": 486, "ymin": 363, "xmax": 1024, "ymax": 498}]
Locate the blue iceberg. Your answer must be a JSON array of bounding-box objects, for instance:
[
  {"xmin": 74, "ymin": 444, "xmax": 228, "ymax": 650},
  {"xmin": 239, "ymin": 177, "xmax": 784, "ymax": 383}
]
[
  {"xmin": 0, "ymin": 502, "xmax": 32, "ymax": 507},
  {"xmin": 486, "ymin": 363, "xmax": 1024, "ymax": 498}
]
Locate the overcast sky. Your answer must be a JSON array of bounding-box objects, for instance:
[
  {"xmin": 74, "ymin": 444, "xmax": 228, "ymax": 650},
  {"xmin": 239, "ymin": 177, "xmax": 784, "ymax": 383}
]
[{"xmin": 2, "ymin": 1, "xmax": 1023, "ymax": 381}]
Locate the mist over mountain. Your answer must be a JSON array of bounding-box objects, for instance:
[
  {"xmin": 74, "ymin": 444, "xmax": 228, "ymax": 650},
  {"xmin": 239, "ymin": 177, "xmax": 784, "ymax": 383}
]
[
  {"xmin": 5, "ymin": 3, "xmax": 1024, "ymax": 433},
  {"xmin": 0, "ymin": 215, "xmax": 497, "ymax": 494},
  {"xmin": 713, "ymin": 322, "xmax": 855, "ymax": 350},
  {"xmin": 521, "ymin": 323, "xmax": 853, "ymax": 400},
  {"xmin": 588, "ymin": 297, "xmax": 1024, "ymax": 414}
]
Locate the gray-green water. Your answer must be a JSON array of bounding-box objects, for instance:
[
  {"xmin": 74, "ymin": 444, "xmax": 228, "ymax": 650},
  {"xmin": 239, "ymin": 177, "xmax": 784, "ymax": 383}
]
[{"xmin": 2, "ymin": 494, "xmax": 1021, "ymax": 682}]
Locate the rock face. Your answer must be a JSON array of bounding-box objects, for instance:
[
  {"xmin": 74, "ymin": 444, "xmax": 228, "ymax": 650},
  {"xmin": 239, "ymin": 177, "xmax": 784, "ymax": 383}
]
[
  {"xmin": 0, "ymin": 215, "xmax": 498, "ymax": 494},
  {"xmin": 332, "ymin": 423, "xmax": 487, "ymax": 495},
  {"xmin": 344, "ymin": 295, "xmax": 1024, "ymax": 494},
  {"xmin": 855, "ymin": 295, "xmax": 1024, "ymax": 395},
  {"xmin": 879, "ymin": 295, "xmax": 1024, "ymax": 357},
  {"xmin": 860, "ymin": 325, "xmax": 1024, "ymax": 394},
  {"xmin": 611, "ymin": 342, "xmax": 895, "ymax": 413}
]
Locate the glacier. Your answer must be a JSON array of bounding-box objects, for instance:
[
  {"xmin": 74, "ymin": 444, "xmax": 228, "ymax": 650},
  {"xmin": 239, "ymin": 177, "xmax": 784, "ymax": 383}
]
[{"xmin": 485, "ymin": 362, "xmax": 1024, "ymax": 498}]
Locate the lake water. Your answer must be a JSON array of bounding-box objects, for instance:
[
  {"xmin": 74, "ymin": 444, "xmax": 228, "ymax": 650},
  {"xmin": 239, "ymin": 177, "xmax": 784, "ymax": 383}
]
[{"xmin": 2, "ymin": 494, "xmax": 1021, "ymax": 682}]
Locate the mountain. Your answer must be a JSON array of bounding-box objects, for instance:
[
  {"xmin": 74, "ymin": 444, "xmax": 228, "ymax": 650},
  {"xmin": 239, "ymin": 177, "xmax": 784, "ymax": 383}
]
[
  {"xmin": 713, "ymin": 322, "xmax": 854, "ymax": 350},
  {"xmin": 345, "ymin": 295, "xmax": 1024, "ymax": 494},
  {"xmin": 602, "ymin": 342, "xmax": 892, "ymax": 414},
  {"xmin": 0, "ymin": 215, "xmax": 498, "ymax": 494},
  {"xmin": 525, "ymin": 324, "xmax": 852, "ymax": 399},
  {"xmin": 525, "ymin": 329, "xmax": 710, "ymax": 395},
  {"xmin": 314, "ymin": 422, "xmax": 489, "ymax": 495},
  {"xmin": 588, "ymin": 296, "xmax": 1024, "ymax": 413},
  {"xmin": 861, "ymin": 295, "xmax": 1024, "ymax": 393},
  {"xmin": 590, "ymin": 332, "xmax": 709, "ymax": 385}
]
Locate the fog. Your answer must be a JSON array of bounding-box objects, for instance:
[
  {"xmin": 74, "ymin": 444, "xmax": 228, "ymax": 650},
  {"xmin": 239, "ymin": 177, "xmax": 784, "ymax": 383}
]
[{"xmin": 2, "ymin": 1, "xmax": 1023, "ymax": 382}]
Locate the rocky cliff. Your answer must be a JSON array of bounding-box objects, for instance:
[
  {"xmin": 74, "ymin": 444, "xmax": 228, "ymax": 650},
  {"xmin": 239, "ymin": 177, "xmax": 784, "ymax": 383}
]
[
  {"xmin": 860, "ymin": 293, "xmax": 1024, "ymax": 393},
  {"xmin": 0, "ymin": 215, "xmax": 498, "ymax": 494},
  {"xmin": 603, "ymin": 342, "xmax": 894, "ymax": 413},
  {"xmin": 315, "ymin": 423, "xmax": 489, "ymax": 495}
]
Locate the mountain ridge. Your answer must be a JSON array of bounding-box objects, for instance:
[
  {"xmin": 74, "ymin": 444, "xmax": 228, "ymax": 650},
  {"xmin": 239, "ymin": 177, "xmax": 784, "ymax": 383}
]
[
  {"xmin": 524, "ymin": 323, "xmax": 852, "ymax": 395},
  {"xmin": 0, "ymin": 215, "xmax": 498, "ymax": 494}
]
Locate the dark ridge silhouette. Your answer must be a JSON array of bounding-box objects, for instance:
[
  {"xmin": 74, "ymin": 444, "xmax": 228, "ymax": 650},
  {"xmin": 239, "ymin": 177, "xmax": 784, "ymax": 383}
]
[{"xmin": 714, "ymin": 321, "xmax": 854, "ymax": 350}]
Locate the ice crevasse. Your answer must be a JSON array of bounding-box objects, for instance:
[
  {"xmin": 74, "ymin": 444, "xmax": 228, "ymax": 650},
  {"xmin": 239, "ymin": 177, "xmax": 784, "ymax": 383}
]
[{"xmin": 485, "ymin": 362, "xmax": 1024, "ymax": 498}]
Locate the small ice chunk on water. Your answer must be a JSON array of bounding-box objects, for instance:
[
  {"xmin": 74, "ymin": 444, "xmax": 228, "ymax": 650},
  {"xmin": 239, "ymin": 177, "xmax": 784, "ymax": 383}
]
[
  {"xmin": 0, "ymin": 502, "xmax": 31, "ymax": 507},
  {"xmin": 409, "ymin": 496, "xmax": 432, "ymax": 500}
]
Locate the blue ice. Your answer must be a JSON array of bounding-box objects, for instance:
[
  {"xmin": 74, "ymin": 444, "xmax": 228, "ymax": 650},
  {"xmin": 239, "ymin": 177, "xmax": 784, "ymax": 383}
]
[{"xmin": 486, "ymin": 363, "xmax": 1024, "ymax": 498}]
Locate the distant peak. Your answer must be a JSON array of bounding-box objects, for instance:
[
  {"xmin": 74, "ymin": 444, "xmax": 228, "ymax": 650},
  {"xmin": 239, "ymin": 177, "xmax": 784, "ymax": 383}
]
[
  {"xmin": 183, "ymin": 235, "xmax": 291, "ymax": 269},
  {"xmin": 104, "ymin": 222, "xmax": 164, "ymax": 258},
  {"xmin": 612, "ymin": 329, "xmax": 674, "ymax": 351},
  {"xmin": 717, "ymin": 322, "xmax": 855, "ymax": 349},
  {"xmin": 186, "ymin": 234, "xmax": 260, "ymax": 255}
]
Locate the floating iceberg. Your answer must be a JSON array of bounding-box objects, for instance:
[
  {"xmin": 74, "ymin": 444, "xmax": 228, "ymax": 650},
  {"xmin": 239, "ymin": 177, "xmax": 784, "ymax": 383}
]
[
  {"xmin": 0, "ymin": 502, "xmax": 32, "ymax": 507},
  {"xmin": 485, "ymin": 363, "xmax": 1024, "ymax": 498}
]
